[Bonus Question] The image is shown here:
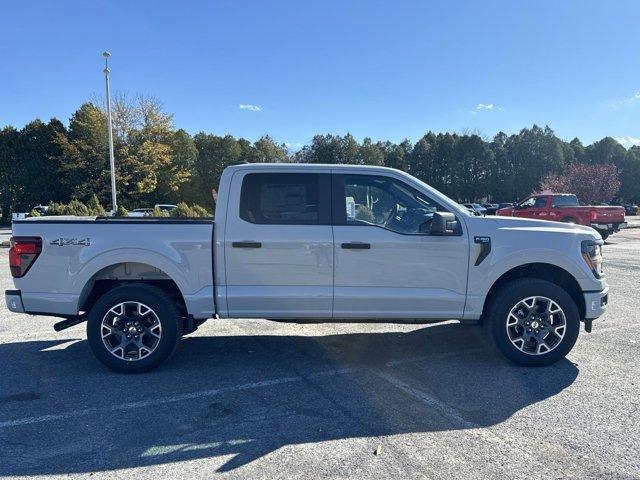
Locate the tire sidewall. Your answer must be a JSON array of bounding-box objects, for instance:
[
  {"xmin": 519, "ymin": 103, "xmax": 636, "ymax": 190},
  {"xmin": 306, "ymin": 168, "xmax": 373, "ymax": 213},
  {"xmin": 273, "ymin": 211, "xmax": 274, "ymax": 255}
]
[
  {"xmin": 87, "ymin": 284, "xmax": 181, "ymax": 373},
  {"xmin": 489, "ymin": 279, "xmax": 580, "ymax": 366}
]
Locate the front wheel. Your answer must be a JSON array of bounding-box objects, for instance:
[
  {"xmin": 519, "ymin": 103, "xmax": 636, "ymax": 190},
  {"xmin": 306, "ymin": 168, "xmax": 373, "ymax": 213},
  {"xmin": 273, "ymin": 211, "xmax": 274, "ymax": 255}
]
[
  {"xmin": 486, "ymin": 279, "xmax": 580, "ymax": 366},
  {"xmin": 87, "ymin": 284, "xmax": 182, "ymax": 373}
]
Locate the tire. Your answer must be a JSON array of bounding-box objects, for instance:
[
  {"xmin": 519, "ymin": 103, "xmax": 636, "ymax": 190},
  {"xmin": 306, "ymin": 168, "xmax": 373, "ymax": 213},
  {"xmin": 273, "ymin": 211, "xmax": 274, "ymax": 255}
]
[
  {"xmin": 486, "ymin": 278, "xmax": 580, "ymax": 366},
  {"xmin": 596, "ymin": 229, "xmax": 610, "ymax": 241},
  {"xmin": 561, "ymin": 217, "xmax": 578, "ymax": 224},
  {"xmin": 87, "ymin": 284, "xmax": 183, "ymax": 373}
]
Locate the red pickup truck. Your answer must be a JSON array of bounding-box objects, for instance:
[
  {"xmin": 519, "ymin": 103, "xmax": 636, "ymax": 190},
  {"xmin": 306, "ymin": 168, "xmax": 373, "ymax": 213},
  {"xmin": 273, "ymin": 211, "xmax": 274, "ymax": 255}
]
[{"xmin": 496, "ymin": 193, "xmax": 627, "ymax": 240}]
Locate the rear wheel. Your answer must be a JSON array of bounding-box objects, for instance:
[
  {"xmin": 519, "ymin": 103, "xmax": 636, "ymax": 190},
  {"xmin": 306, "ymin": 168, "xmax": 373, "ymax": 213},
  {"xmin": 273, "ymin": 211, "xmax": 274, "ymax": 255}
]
[
  {"xmin": 596, "ymin": 229, "xmax": 610, "ymax": 241},
  {"xmin": 87, "ymin": 284, "xmax": 182, "ymax": 373},
  {"xmin": 561, "ymin": 217, "xmax": 578, "ymax": 224},
  {"xmin": 486, "ymin": 278, "xmax": 580, "ymax": 366}
]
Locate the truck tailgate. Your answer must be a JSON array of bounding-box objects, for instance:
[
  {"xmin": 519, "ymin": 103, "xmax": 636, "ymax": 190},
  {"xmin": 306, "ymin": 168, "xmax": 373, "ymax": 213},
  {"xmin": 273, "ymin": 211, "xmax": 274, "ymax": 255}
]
[{"xmin": 592, "ymin": 207, "xmax": 625, "ymax": 224}]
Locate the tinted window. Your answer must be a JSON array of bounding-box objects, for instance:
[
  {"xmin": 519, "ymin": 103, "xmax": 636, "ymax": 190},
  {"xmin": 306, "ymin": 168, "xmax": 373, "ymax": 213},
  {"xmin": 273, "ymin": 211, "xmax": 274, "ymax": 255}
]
[
  {"xmin": 553, "ymin": 195, "xmax": 579, "ymax": 207},
  {"xmin": 334, "ymin": 174, "xmax": 449, "ymax": 234},
  {"xmin": 240, "ymin": 173, "xmax": 328, "ymax": 225},
  {"xmin": 533, "ymin": 197, "xmax": 548, "ymax": 208}
]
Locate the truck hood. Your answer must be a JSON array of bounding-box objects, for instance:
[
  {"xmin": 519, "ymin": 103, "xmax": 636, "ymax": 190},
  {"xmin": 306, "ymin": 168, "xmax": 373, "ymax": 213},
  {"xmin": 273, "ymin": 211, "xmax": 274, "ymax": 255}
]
[{"xmin": 488, "ymin": 216, "xmax": 600, "ymax": 238}]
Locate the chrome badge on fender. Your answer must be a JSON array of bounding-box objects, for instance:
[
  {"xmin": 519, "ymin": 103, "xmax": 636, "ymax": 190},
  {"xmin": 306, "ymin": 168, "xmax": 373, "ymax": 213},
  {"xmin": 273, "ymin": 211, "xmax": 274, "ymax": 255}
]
[{"xmin": 50, "ymin": 238, "xmax": 91, "ymax": 246}]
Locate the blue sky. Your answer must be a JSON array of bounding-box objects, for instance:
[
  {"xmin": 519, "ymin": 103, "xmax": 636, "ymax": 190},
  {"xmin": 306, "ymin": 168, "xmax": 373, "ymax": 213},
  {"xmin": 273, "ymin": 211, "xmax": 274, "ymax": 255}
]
[{"xmin": 1, "ymin": 0, "xmax": 639, "ymax": 148}]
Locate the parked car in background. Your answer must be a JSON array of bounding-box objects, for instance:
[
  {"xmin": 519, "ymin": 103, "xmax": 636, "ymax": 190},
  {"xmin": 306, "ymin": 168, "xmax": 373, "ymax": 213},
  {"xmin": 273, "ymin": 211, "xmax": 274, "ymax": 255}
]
[
  {"xmin": 128, "ymin": 208, "xmax": 154, "ymax": 217},
  {"xmin": 496, "ymin": 193, "xmax": 626, "ymax": 240},
  {"xmin": 155, "ymin": 204, "xmax": 178, "ymax": 213},
  {"xmin": 622, "ymin": 204, "xmax": 638, "ymax": 216},
  {"xmin": 482, "ymin": 203, "xmax": 500, "ymax": 215},
  {"xmin": 462, "ymin": 203, "xmax": 487, "ymax": 216},
  {"xmin": 128, "ymin": 204, "xmax": 178, "ymax": 217}
]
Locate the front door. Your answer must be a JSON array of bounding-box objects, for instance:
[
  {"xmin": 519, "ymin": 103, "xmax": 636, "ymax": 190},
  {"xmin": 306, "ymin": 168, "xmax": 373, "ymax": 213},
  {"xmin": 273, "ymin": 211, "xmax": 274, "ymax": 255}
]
[
  {"xmin": 331, "ymin": 173, "xmax": 469, "ymax": 320},
  {"xmin": 514, "ymin": 196, "xmax": 549, "ymax": 220},
  {"xmin": 224, "ymin": 171, "xmax": 333, "ymax": 318}
]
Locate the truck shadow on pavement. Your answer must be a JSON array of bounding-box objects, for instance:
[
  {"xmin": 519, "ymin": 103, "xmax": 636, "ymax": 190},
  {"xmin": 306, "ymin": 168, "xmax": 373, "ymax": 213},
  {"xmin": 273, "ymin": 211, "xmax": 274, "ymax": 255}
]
[{"xmin": 0, "ymin": 323, "xmax": 579, "ymax": 475}]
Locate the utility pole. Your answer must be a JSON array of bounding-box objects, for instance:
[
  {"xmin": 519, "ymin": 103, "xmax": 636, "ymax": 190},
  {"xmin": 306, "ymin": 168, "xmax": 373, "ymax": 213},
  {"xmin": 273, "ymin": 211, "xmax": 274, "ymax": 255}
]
[{"xmin": 103, "ymin": 51, "xmax": 118, "ymax": 214}]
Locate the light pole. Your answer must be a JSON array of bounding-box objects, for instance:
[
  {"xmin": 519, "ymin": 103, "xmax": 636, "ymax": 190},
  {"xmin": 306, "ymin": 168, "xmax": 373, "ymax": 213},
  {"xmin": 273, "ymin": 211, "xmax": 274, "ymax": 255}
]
[{"xmin": 103, "ymin": 51, "xmax": 118, "ymax": 214}]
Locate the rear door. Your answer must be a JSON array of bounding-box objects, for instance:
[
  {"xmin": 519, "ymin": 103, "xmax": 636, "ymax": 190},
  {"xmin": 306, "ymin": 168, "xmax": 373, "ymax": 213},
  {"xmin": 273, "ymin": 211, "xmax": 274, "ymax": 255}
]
[
  {"xmin": 331, "ymin": 172, "xmax": 469, "ymax": 319},
  {"xmin": 224, "ymin": 171, "xmax": 333, "ymax": 318}
]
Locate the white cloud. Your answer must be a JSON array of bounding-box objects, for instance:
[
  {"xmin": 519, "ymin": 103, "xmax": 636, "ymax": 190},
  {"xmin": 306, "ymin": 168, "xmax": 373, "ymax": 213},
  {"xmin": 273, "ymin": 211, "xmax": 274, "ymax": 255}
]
[
  {"xmin": 615, "ymin": 136, "xmax": 640, "ymax": 148},
  {"xmin": 470, "ymin": 103, "xmax": 502, "ymax": 114},
  {"xmin": 609, "ymin": 90, "xmax": 640, "ymax": 108},
  {"xmin": 239, "ymin": 104, "xmax": 261, "ymax": 112}
]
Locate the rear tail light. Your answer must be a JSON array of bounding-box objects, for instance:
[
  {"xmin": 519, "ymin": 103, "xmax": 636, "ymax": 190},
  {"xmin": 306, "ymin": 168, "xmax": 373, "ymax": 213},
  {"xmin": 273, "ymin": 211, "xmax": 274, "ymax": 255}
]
[
  {"xmin": 9, "ymin": 236, "xmax": 42, "ymax": 278},
  {"xmin": 589, "ymin": 210, "xmax": 598, "ymax": 222}
]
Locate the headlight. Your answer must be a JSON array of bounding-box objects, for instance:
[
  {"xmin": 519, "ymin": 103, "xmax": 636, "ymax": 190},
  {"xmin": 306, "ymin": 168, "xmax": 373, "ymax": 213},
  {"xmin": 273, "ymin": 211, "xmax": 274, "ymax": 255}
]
[{"xmin": 581, "ymin": 239, "xmax": 604, "ymax": 278}]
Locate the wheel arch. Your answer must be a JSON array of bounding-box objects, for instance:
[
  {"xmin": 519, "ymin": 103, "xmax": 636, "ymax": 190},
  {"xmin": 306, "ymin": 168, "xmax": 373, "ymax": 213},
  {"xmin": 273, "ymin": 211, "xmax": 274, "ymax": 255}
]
[
  {"xmin": 78, "ymin": 261, "xmax": 187, "ymax": 316},
  {"xmin": 480, "ymin": 263, "xmax": 585, "ymax": 323}
]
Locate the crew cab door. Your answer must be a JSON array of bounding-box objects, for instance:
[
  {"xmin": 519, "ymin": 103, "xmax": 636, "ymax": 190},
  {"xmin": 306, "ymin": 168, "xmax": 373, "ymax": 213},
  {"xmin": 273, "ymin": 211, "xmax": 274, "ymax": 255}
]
[
  {"xmin": 331, "ymin": 172, "xmax": 468, "ymax": 319},
  {"xmin": 224, "ymin": 171, "xmax": 333, "ymax": 318}
]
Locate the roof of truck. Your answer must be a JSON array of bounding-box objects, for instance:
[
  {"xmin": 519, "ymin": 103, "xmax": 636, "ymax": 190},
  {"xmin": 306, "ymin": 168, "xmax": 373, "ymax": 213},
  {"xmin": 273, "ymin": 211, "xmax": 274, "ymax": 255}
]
[{"xmin": 225, "ymin": 162, "xmax": 401, "ymax": 173}]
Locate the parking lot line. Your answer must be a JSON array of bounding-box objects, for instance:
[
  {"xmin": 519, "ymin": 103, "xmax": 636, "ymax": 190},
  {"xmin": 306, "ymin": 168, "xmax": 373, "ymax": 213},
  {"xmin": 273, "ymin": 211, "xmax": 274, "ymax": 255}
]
[
  {"xmin": 0, "ymin": 366, "xmax": 359, "ymax": 429},
  {"xmin": 368, "ymin": 367, "xmax": 539, "ymax": 464}
]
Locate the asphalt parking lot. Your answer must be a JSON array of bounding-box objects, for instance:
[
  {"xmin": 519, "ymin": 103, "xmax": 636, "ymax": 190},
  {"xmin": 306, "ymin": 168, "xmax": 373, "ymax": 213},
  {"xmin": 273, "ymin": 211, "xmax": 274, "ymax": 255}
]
[{"xmin": 0, "ymin": 227, "xmax": 639, "ymax": 479}]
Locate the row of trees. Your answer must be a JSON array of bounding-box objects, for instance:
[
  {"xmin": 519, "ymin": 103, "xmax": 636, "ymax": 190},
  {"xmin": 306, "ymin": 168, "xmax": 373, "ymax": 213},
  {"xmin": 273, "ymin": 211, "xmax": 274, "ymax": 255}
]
[{"xmin": 1, "ymin": 96, "xmax": 639, "ymax": 222}]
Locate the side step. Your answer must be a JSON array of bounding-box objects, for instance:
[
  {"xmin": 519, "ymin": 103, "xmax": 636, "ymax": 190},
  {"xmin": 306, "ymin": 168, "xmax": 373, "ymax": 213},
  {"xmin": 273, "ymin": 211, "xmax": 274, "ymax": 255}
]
[{"xmin": 53, "ymin": 316, "xmax": 86, "ymax": 332}]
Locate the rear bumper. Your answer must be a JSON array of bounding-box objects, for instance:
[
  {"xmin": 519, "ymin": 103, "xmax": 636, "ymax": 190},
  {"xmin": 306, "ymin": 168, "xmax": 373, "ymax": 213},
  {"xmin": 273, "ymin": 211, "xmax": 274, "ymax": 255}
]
[
  {"xmin": 5, "ymin": 290, "xmax": 25, "ymax": 313},
  {"xmin": 590, "ymin": 222, "xmax": 627, "ymax": 231},
  {"xmin": 583, "ymin": 286, "xmax": 609, "ymax": 320}
]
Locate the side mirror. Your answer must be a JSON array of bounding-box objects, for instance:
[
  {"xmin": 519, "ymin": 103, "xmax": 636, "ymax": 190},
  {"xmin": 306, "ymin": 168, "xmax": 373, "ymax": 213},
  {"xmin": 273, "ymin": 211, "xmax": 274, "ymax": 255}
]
[{"xmin": 430, "ymin": 212, "xmax": 458, "ymax": 235}]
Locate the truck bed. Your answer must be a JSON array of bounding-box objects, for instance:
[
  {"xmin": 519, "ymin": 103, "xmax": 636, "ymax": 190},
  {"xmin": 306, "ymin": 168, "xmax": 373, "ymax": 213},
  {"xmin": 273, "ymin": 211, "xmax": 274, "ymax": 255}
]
[{"xmin": 10, "ymin": 216, "xmax": 215, "ymax": 319}]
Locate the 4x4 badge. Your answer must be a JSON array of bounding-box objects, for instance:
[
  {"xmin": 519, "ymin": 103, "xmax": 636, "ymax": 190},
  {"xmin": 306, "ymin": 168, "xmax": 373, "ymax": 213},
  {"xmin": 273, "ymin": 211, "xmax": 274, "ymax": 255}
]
[{"xmin": 50, "ymin": 238, "xmax": 91, "ymax": 247}]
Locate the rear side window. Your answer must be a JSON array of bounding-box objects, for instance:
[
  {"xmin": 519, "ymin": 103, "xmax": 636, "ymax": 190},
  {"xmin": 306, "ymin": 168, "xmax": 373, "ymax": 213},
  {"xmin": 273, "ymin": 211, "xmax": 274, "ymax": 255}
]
[
  {"xmin": 553, "ymin": 195, "xmax": 579, "ymax": 207},
  {"xmin": 240, "ymin": 173, "xmax": 330, "ymax": 225}
]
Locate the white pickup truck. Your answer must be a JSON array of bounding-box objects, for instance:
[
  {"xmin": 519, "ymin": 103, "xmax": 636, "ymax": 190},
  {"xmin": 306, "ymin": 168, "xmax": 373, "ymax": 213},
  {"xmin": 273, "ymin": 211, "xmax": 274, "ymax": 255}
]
[{"xmin": 5, "ymin": 163, "xmax": 609, "ymax": 372}]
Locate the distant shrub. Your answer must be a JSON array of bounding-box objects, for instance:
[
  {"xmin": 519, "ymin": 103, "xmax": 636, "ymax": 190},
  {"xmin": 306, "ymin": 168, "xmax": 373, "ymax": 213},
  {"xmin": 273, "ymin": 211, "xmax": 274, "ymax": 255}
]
[
  {"xmin": 190, "ymin": 204, "xmax": 211, "ymax": 217},
  {"xmin": 64, "ymin": 199, "xmax": 90, "ymax": 216},
  {"xmin": 46, "ymin": 202, "xmax": 66, "ymax": 216},
  {"xmin": 87, "ymin": 194, "xmax": 106, "ymax": 216},
  {"xmin": 356, "ymin": 205, "xmax": 375, "ymax": 223},
  {"xmin": 28, "ymin": 209, "xmax": 41, "ymax": 217},
  {"xmin": 171, "ymin": 202, "xmax": 194, "ymax": 217},
  {"xmin": 115, "ymin": 205, "xmax": 129, "ymax": 217},
  {"xmin": 151, "ymin": 207, "xmax": 170, "ymax": 217}
]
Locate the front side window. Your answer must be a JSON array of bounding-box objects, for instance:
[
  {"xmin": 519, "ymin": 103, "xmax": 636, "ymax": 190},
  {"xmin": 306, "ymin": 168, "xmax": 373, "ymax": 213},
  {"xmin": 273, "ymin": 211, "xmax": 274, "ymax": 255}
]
[
  {"xmin": 240, "ymin": 173, "xmax": 328, "ymax": 225},
  {"xmin": 518, "ymin": 197, "xmax": 536, "ymax": 208},
  {"xmin": 335, "ymin": 174, "xmax": 449, "ymax": 234}
]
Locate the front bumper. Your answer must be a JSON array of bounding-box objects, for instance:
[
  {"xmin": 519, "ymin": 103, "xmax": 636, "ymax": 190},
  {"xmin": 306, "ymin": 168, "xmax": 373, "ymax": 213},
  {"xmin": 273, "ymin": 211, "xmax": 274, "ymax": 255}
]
[
  {"xmin": 5, "ymin": 290, "xmax": 25, "ymax": 313},
  {"xmin": 590, "ymin": 222, "xmax": 627, "ymax": 232},
  {"xmin": 583, "ymin": 286, "xmax": 609, "ymax": 320}
]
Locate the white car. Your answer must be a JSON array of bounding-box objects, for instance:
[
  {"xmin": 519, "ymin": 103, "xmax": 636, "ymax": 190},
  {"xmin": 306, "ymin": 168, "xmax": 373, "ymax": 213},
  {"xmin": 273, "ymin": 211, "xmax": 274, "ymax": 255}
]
[
  {"xmin": 127, "ymin": 205, "xmax": 178, "ymax": 217},
  {"xmin": 6, "ymin": 164, "xmax": 608, "ymax": 372}
]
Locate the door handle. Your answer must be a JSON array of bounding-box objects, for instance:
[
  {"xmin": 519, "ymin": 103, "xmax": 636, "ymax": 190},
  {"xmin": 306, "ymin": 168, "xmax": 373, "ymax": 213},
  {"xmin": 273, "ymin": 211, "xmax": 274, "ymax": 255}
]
[
  {"xmin": 232, "ymin": 241, "xmax": 262, "ymax": 248},
  {"xmin": 341, "ymin": 242, "xmax": 371, "ymax": 250}
]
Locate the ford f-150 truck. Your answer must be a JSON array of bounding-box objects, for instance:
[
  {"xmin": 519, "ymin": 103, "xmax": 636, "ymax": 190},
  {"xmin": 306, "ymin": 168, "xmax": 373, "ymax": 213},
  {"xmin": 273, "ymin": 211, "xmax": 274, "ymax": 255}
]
[
  {"xmin": 5, "ymin": 164, "xmax": 609, "ymax": 372},
  {"xmin": 496, "ymin": 193, "xmax": 626, "ymax": 240}
]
